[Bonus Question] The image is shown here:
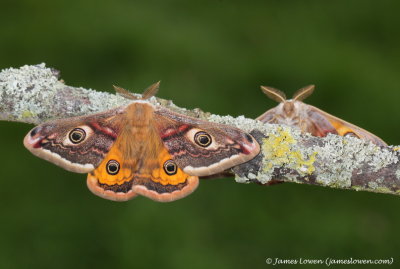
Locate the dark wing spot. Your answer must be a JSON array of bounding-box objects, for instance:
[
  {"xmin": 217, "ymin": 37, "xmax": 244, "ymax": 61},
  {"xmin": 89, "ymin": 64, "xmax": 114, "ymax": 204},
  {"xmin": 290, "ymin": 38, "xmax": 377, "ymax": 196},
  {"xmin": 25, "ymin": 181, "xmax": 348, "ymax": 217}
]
[
  {"xmin": 344, "ymin": 132, "xmax": 360, "ymax": 138},
  {"xmin": 245, "ymin": 134, "xmax": 253, "ymax": 143},
  {"xmin": 30, "ymin": 127, "xmax": 40, "ymax": 137}
]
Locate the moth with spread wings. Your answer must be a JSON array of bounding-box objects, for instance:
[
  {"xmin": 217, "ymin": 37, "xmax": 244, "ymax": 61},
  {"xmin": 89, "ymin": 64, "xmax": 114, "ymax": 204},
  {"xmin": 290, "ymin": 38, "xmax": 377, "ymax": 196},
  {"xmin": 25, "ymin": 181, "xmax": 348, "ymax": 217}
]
[
  {"xmin": 257, "ymin": 85, "xmax": 386, "ymax": 146},
  {"xmin": 24, "ymin": 83, "xmax": 260, "ymax": 202}
]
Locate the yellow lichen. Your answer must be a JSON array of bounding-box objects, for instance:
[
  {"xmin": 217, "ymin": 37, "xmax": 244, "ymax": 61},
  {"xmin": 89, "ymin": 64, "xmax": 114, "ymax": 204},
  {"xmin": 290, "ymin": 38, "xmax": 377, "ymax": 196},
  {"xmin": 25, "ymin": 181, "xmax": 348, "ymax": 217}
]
[
  {"xmin": 299, "ymin": 151, "xmax": 317, "ymax": 174},
  {"xmin": 21, "ymin": 110, "xmax": 35, "ymax": 118},
  {"xmin": 262, "ymin": 127, "xmax": 317, "ymax": 175}
]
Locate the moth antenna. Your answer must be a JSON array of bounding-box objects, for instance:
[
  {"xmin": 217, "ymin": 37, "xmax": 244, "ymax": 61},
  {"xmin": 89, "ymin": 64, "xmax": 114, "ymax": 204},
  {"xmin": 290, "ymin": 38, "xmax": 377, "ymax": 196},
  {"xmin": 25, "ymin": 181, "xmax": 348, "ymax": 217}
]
[
  {"xmin": 260, "ymin": 86, "xmax": 286, "ymax": 103},
  {"xmin": 113, "ymin": 81, "xmax": 160, "ymax": 100},
  {"xmin": 293, "ymin": 85, "xmax": 315, "ymax": 101},
  {"xmin": 141, "ymin": 81, "xmax": 160, "ymax": 100},
  {"xmin": 113, "ymin": 85, "xmax": 139, "ymax": 100}
]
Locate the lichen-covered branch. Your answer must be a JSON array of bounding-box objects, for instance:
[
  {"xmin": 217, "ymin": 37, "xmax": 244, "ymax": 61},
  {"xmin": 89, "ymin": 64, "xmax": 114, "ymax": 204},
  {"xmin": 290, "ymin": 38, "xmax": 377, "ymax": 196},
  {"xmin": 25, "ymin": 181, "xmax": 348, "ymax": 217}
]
[
  {"xmin": 0, "ymin": 64, "xmax": 207, "ymax": 124},
  {"xmin": 1, "ymin": 64, "xmax": 399, "ymax": 197}
]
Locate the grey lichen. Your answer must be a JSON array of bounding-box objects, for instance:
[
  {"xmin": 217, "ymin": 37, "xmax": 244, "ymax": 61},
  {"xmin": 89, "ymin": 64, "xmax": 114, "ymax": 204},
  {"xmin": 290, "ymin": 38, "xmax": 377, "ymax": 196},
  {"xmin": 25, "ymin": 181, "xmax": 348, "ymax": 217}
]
[
  {"xmin": 1, "ymin": 64, "xmax": 400, "ymax": 197},
  {"xmin": 0, "ymin": 63, "xmax": 58, "ymax": 122},
  {"xmin": 0, "ymin": 64, "xmax": 133, "ymax": 124},
  {"xmin": 312, "ymin": 134, "xmax": 398, "ymax": 191},
  {"xmin": 233, "ymin": 125, "xmax": 400, "ymax": 195}
]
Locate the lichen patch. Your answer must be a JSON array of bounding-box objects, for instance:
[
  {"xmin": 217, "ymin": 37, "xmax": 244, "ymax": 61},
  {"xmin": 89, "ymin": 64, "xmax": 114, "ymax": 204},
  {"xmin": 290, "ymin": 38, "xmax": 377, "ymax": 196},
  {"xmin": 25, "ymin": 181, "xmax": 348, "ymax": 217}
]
[{"xmin": 256, "ymin": 126, "xmax": 317, "ymax": 184}]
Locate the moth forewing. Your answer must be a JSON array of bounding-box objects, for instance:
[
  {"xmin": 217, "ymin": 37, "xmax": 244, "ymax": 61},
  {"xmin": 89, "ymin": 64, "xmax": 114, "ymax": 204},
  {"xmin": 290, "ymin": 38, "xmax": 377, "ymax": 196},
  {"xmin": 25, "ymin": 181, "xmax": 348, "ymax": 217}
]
[{"xmin": 306, "ymin": 105, "xmax": 387, "ymax": 146}]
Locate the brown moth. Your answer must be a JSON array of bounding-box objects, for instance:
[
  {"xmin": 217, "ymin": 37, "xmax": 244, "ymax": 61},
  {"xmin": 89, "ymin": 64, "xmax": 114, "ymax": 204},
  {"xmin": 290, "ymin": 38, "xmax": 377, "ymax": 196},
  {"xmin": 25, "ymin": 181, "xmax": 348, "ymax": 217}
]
[
  {"xmin": 24, "ymin": 82, "xmax": 260, "ymax": 202},
  {"xmin": 257, "ymin": 85, "xmax": 387, "ymax": 146}
]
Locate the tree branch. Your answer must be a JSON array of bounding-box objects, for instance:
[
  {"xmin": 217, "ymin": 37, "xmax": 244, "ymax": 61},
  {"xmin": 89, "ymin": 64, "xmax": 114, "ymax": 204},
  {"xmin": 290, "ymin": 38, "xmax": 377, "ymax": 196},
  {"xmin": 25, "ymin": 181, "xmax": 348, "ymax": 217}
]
[{"xmin": 1, "ymin": 64, "xmax": 399, "ymax": 196}]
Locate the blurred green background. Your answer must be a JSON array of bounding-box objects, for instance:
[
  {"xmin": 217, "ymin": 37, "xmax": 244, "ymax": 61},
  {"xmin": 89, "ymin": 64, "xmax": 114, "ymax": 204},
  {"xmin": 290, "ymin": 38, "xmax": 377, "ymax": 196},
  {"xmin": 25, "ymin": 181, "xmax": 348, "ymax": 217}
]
[{"xmin": 1, "ymin": 0, "xmax": 400, "ymax": 268}]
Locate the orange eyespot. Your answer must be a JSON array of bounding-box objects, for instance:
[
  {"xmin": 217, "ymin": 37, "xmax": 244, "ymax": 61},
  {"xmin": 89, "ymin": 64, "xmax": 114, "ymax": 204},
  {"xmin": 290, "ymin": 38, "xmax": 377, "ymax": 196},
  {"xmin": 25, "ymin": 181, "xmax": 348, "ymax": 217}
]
[
  {"xmin": 163, "ymin": 160, "xmax": 177, "ymax": 175},
  {"xmin": 106, "ymin": 160, "xmax": 120, "ymax": 175}
]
